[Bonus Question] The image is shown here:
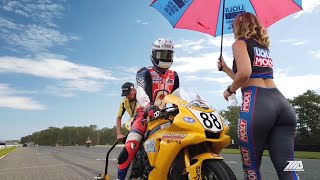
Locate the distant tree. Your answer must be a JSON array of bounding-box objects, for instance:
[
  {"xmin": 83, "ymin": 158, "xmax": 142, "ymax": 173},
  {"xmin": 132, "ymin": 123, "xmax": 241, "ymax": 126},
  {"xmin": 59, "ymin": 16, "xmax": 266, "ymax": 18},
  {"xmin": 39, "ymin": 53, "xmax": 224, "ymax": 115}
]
[
  {"xmin": 289, "ymin": 90, "xmax": 320, "ymax": 145},
  {"xmin": 220, "ymin": 106, "xmax": 241, "ymax": 144},
  {"xmin": 19, "ymin": 124, "xmax": 130, "ymax": 146}
]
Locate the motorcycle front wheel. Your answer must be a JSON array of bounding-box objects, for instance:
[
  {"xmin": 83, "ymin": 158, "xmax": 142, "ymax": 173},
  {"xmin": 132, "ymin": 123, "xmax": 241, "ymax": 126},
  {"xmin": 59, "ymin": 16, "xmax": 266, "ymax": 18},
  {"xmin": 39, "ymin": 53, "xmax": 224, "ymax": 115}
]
[
  {"xmin": 201, "ymin": 160, "xmax": 237, "ymax": 180},
  {"xmin": 169, "ymin": 160, "xmax": 237, "ymax": 180}
]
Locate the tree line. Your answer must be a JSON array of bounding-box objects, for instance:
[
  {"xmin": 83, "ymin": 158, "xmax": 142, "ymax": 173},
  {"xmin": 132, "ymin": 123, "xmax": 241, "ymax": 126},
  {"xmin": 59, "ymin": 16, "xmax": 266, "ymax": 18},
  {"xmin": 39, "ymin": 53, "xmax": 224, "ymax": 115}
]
[
  {"xmin": 21, "ymin": 90, "xmax": 319, "ymax": 146},
  {"xmin": 20, "ymin": 125, "xmax": 128, "ymax": 146}
]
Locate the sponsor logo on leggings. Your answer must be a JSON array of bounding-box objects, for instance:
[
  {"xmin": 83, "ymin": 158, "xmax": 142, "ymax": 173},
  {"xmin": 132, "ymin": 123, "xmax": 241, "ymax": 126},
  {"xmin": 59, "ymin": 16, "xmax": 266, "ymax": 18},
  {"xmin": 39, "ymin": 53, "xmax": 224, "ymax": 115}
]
[
  {"xmin": 244, "ymin": 169, "xmax": 258, "ymax": 180},
  {"xmin": 241, "ymin": 90, "xmax": 252, "ymax": 112},
  {"xmin": 239, "ymin": 119, "xmax": 248, "ymax": 143},
  {"xmin": 240, "ymin": 147, "xmax": 252, "ymax": 167}
]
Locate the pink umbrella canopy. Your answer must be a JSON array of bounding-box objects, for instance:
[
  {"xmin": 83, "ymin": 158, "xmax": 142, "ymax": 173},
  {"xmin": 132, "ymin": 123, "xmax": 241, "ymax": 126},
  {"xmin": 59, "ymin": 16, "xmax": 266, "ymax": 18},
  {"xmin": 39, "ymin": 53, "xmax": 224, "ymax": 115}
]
[{"xmin": 151, "ymin": 0, "xmax": 303, "ymax": 37}]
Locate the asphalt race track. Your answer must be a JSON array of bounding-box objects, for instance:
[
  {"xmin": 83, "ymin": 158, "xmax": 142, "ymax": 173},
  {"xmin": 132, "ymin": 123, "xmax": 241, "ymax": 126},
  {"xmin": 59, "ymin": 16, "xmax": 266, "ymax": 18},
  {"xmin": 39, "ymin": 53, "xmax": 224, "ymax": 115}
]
[{"xmin": 0, "ymin": 146, "xmax": 318, "ymax": 180}]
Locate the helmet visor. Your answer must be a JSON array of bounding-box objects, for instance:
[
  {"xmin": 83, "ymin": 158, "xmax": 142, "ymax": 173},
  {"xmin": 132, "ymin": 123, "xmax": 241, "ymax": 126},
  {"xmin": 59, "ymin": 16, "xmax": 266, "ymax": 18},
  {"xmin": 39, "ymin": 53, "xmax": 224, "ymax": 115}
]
[{"xmin": 153, "ymin": 50, "xmax": 173, "ymax": 62}]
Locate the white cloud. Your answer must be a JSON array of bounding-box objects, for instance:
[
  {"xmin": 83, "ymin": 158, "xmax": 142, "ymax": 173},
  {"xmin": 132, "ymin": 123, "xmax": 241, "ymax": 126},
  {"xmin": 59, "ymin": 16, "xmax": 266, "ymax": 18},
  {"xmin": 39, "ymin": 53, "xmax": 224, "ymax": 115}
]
[
  {"xmin": 174, "ymin": 35, "xmax": 234, "ymax": 54},
  {"xmin": 34, "ymin": 53, "xmax": 67, "ymax": 59},
  {"xmin": 0, "ymin": 17, "xmax": 17, "ymax": 29},
  {"xmin": 179, "ymin": 66, "xmax": 320, "ymax": 104},
  {"xmin": 59, "ymin": 93, "xmax": 75, "ymax": 98},
  {"xmin": 0, "ymin": 0, "xmax": 78, "ymax": 53},
  {"xmin": 175, "ymin": 39, "xmax": 206, "ymax": 49},
  {"xmin": 104, "ymin": 93, "xmax": 117, "ymax": 97},
  {"xmin": 209, "ymin": 69, "xmax": 320, "ymax": 100},
  {"xmin": 3, "ymin": 24, "xmax": 78, "ymax": 52},
  {"xmin": 274, "ymin": 70, "xmax": 320, "ymax": 98},
  {"xmin": 116, "ymin": 66, "xmax": 140, "ymax": 74},
  {"xmin": 207, "ymin": 34, "xmax": 234, "ymax": 47},
  {"xmin": 181, "ymin": 75, "xmax": 231, "ymax": 84},
  {"xmin": 173, "ymin": 53, "xmax": 218, "ymax": 73},
  {"xmin": 0, "ymin": 57, "xmax": 143, "ymax": 99},
  {"xmin": 0, "ymin": 96, "xmax": 45, "ymax": 110},
  {"xmin": 0, "ymin": 54, "xmax": 138, "ymax": 110},
  {"xmin": 311, "ymin": 50, "xmax": 320, "ymax": 59},
  {"xmin": 44, "ymin": 86, "xmax": 76, "ymax": 98},
  {"xmin": 292, "ymin": 41, "xmax": 307, "ymax": 46},
  {"xmin": 2, "ymin": 0, "xmax": 65, "ymax": 27},
  {"xmin": 294, "ymin": 0, "xmax": 320, "ymax": 18},
  {"xmin": 0, "ymin": 84, "xmax": 45, "ymax": 110},
  {"xmin": 136, "ymin": 19, "xmax": 151, "ymax": 25},
  {"xmin": 111, "ymin": 66, "xmax": 139, "ymax": 83},
  {"xmin": 14, "ymin": 9, "xmax": 29, "ymax": 17},
  {"xmin": 0, "ymin": 57, "xmax": 116, "ymax": 81},
  {"xmin": 0, "ymin": 56, "xmax": 118, "ymax": 94},
  {"xmin": 62, "ymin": 80, "xmax": 104, "ymax": 92},
  {"xmin": 279, "ymin": 39, "xmax": 308, "ymax": 46},
  {"xmin": 172, "ymin": 51, "xmax": 233, "ymax": 73}
]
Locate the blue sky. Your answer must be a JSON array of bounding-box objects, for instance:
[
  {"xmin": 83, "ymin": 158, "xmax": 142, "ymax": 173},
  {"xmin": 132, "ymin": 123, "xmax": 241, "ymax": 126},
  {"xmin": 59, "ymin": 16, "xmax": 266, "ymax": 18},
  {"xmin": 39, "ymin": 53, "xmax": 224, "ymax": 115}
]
[{"xmin": 1, "ymin": 0, "xmax": 320, "ymax": 140}]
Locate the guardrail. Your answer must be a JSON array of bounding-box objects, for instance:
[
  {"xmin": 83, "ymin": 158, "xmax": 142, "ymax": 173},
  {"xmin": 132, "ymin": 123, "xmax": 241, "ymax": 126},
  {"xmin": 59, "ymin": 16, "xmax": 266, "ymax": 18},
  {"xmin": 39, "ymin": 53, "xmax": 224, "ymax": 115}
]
[{"xmin": 0, "ymin": 145, "xmax": 19, "ymax": 149}]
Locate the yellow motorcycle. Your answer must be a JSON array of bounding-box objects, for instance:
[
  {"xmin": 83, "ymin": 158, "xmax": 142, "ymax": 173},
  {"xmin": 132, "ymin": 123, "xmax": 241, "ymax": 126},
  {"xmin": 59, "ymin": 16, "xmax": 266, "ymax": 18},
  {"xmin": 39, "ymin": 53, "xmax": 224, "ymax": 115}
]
[{"xmin": 99, "ymin": 94, "xmax": 236, "ymax": 180}]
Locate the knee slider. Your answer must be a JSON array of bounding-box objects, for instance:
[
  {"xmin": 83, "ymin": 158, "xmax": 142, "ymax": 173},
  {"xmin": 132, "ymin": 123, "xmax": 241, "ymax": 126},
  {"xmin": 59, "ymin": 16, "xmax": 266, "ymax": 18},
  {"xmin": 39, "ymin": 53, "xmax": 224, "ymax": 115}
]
[{"xmin": 118, "ymin": 148, "xmax": 129, "ymax": 164}]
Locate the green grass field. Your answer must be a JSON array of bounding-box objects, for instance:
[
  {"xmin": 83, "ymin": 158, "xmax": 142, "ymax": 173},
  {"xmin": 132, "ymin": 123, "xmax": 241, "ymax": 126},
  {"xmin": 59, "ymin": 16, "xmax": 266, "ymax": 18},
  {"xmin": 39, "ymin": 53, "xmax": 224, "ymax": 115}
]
[
  {"xmin": 221, "ymin": 149, "xmax": 320, "ymax": 159},
  {"xmin": 0, "ymin": 147, "xmax": 18, "ymax": 157}
]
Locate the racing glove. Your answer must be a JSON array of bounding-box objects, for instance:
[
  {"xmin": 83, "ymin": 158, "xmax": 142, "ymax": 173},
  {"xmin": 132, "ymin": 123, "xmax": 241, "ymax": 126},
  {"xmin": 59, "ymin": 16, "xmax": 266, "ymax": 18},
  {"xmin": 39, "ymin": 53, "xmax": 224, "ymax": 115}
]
[{"xmin": 145, "ymin": 105, "xmax": 160, "ymax": 119}]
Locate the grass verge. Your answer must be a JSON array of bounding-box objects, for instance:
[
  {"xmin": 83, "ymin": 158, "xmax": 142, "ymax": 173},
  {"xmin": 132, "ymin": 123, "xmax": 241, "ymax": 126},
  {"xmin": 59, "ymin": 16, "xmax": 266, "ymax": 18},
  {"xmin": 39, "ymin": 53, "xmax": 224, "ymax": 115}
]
[
  {"xmin": 221, "ymin": 148, "xmax": 320, "ymax": 159},
  {"xmin": 0, "ymin": 147, "xmax": 18, "ymax": 158}
]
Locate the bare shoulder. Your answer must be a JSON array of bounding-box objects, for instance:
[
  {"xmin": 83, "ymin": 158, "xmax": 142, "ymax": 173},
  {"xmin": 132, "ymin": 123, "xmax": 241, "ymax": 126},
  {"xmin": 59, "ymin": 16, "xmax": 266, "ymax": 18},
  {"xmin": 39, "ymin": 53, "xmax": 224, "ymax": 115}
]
[{"xmin": 232, "ymin": 40, "xmax": 247, "ymax": 51}]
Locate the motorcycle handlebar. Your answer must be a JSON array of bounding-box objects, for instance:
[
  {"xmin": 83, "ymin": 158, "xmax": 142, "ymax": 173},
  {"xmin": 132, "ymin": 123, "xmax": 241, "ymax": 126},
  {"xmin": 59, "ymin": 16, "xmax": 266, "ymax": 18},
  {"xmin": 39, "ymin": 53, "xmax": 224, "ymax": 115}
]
[{"xmin": 149, "ymin": 107, "xmax": 178, "ymax": 122}]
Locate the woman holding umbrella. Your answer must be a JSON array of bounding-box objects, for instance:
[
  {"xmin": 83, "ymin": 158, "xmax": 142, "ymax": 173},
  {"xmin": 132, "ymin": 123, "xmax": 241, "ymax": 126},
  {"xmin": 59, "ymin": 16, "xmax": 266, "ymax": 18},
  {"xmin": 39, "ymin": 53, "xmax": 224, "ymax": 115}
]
[{"xmin": 218, "ymin": 12, "xmax": 299, "ymax": 180}]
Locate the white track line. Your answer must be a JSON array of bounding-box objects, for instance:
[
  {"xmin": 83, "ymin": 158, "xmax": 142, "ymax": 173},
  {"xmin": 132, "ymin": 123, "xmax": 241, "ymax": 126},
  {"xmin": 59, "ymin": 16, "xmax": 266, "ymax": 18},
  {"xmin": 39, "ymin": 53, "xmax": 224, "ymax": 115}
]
[
  {"xmin": 226, "ymin": 161, "xmax": 238, "ymax": 164},
  {"xmin": 96, "ymin": 158, "xmax": 117, "ymax": 161}
]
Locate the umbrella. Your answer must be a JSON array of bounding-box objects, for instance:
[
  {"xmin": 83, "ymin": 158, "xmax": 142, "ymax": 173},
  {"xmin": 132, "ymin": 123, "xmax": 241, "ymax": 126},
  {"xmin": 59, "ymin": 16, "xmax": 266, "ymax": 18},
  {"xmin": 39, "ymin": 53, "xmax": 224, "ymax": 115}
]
[{"xmin": 150, "ymin": 0, "xmax": 303, "ymax": 61}]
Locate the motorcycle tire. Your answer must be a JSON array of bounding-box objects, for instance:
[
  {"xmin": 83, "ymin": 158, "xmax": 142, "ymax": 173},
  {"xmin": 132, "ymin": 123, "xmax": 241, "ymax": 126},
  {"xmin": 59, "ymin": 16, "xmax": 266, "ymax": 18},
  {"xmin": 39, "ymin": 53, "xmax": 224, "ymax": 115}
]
[{"xmin": 201, "ymin": 160, "xmax": 237, "ymax": 180}]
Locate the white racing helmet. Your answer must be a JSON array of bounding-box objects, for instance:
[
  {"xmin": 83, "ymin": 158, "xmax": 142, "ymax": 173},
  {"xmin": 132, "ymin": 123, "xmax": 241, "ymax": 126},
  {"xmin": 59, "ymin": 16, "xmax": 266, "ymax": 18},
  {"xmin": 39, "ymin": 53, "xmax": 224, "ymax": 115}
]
[{"xmin": 151, "ymin": 38, "xmax": 174, "ymax": 69}]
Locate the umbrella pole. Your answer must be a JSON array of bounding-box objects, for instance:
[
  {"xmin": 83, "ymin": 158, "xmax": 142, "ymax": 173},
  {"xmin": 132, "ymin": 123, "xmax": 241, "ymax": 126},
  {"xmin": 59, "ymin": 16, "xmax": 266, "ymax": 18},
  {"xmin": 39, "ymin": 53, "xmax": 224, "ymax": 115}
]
[{"xmin": 219, "ymin": 0, "xmax": 226, "ymax": 71}]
